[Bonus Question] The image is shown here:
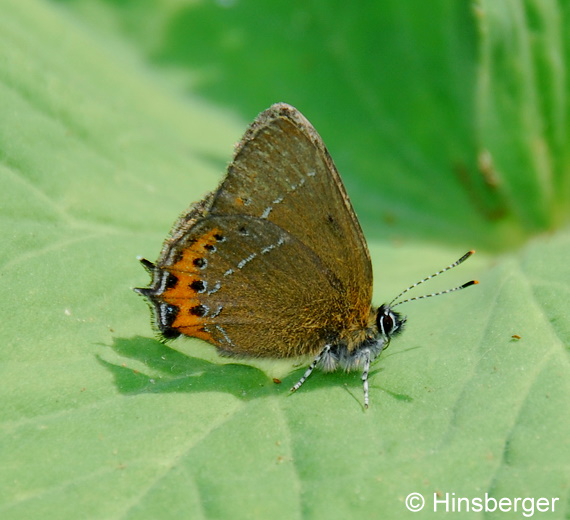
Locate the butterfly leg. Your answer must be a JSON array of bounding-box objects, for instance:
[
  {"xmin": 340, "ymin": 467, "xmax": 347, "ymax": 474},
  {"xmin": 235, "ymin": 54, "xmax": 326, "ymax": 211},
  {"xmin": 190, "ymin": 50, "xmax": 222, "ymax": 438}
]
[
  {"xmin": 361, "ymin": 348, "xmax": 372, "ymax": 409},
  {"xmin": 290, "ymin": 344, "xmax": 332, "ymax": 393}
]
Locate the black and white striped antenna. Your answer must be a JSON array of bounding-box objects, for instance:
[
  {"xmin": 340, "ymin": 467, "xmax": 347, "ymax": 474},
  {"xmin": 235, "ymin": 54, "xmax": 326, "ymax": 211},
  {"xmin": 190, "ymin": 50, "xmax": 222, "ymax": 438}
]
[{"xmin": 390, "ymin": 250, "xmax": 478, "ymax": 308}]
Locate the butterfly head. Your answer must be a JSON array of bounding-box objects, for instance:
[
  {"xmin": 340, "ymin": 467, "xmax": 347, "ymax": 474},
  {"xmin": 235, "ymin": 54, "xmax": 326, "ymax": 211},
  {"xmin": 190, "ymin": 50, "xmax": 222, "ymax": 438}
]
[{"xmin": 376, "ymin": 304, "xmax": 406, "ymax": 342}]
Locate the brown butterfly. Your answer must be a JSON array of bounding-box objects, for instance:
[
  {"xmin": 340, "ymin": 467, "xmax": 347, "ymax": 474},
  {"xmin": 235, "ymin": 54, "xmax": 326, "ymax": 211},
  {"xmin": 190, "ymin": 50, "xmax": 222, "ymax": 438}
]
[{"xmin": 135, "ymin": 103, "xmax": 476, "ymax": 407}]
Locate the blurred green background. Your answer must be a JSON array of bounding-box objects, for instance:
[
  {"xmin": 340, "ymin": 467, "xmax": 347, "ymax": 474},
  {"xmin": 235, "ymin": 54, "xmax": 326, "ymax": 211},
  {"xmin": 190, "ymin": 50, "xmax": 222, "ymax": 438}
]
[
  {"xmin": 48, "ymin": 0, "xmax": 570, "ymax": 249},
  {"xmin": 1, "ymin": 1, "xmax": 569, "ymax": 519}
]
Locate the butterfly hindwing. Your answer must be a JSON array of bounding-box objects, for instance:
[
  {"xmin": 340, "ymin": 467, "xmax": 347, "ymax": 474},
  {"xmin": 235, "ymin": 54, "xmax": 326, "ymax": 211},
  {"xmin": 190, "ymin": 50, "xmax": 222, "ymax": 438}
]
[{"xmin": 157, "ymin": 215, "xmax": 362, "ymax": 357}]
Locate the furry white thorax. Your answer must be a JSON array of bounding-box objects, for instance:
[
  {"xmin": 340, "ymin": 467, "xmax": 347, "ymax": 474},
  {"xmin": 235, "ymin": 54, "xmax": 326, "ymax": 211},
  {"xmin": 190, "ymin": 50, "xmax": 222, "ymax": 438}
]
[{"xmin": 318, "ymin": 337, "xmax": 387, "ymax": 373}]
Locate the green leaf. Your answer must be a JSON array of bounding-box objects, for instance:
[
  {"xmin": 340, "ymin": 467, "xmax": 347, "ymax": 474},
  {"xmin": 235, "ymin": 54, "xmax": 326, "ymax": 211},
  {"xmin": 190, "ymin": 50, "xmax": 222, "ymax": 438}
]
[{"xmin": 1, "ymin": 1, "xmax": 569, "ymax": 519}]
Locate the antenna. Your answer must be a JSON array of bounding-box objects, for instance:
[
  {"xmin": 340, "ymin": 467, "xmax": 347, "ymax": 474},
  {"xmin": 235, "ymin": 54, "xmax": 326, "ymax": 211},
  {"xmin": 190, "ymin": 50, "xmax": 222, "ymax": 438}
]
[{"xmin": 390, "ymin": 250, "xmax": 478, "ymax": 308}]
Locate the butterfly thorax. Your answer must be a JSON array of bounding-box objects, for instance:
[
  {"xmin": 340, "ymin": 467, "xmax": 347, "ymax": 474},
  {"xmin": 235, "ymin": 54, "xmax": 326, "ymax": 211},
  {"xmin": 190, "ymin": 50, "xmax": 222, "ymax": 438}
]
[{"xmin": 317, "ymin": 305, "xmax": 405, "ymax": 372}]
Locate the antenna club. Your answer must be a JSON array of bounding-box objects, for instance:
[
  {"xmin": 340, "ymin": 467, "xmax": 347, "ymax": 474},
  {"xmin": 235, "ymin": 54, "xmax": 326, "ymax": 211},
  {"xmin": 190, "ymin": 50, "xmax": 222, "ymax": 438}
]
[{"xmin": 458, "ymin": 250, "xmax": 475, "ymax": 263}]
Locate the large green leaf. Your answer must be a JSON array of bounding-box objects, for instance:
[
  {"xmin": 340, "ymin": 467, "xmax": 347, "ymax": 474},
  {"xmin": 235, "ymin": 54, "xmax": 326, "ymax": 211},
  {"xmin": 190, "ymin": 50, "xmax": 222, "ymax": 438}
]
[{"xmin": 1, "ymin": 1, "xmax": 568, "ymax": 519}]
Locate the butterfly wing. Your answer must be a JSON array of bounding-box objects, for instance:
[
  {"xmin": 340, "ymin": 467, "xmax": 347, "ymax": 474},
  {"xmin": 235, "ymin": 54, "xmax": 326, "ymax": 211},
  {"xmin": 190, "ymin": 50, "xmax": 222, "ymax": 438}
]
[
  {"xmin": 154, "ymin": 214, "xmax": 369, "ymax": 357},
  {"xmin": 211, "ymin": 103, "xmax": 372, "ymax": 317},
  {"xmin": 140, "ymin": 104, "xmax": 373, "ymax": 357}
]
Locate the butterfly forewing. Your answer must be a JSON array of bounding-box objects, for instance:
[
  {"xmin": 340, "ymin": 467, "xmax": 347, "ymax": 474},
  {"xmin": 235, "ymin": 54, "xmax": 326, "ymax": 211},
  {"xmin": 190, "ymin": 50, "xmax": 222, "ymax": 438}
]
[{"xmin": 210, "ymin": 104, "xmax": 372, "ymax": 322}]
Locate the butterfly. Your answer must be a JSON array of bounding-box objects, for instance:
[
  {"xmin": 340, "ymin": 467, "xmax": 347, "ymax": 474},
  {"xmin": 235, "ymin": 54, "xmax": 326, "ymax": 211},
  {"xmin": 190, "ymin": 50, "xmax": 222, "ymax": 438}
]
[{"xmin": 135, "ymin": 103, "xmax": 476, "ymax": 407}]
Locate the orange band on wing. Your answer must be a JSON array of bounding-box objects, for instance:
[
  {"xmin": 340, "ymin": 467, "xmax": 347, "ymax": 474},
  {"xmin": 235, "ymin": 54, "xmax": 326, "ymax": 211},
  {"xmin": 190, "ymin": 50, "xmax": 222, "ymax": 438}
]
[
  {"xmin": 161, "ymin": 227, "xmax": 221, "ymax": 304},
  {"xmin": 160, "ymin": 227, "xmax": 222, "ymax": 342}
]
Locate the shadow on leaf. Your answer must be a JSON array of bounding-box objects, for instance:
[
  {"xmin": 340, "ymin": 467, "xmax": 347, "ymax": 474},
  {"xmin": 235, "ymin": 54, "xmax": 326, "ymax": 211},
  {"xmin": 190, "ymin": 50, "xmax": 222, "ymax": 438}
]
[
  {"xmin": 99, "ymin": 336, "xmax": 276, "ymax": 401},
  {"xmin": 100, "ymin": 336, "xmax": 414, "ymax": 404}
]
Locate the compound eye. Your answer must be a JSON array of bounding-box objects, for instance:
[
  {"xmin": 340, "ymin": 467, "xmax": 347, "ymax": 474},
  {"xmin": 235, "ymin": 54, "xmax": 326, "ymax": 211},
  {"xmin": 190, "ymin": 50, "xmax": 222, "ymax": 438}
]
[
  {"xmin": 376, "ymin": 306, "xmax": 403, "ymax": 338},
  {"xmin": 381, "ymin": 312, "xmax": 394, "ymax": 335}
]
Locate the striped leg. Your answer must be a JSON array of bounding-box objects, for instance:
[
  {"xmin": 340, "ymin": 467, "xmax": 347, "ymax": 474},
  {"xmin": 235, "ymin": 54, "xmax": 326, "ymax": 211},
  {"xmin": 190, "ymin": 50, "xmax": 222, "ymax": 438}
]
[
  {"xmin": 290, "ymin": 344, "xmax": 331, "ymax": 393},
  {"xmin": 361, "ymin": 349, "xmax": 372, "ymax": 409}
]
